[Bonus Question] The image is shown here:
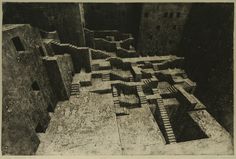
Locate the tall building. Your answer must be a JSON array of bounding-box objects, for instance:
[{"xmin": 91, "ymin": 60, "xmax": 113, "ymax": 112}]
[{"xmin": 137, "ymin": 3, "xmax": 191, "ymax": 55}]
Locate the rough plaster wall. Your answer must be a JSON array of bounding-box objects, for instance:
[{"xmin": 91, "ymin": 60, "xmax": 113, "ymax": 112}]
[
  {"xmin": 84, "ymin": 3, "xmax": 142, "ymax": 47},
  {"xmin": 3, "ymin": 3, "xmax": 85, "ymax": 46},
  {"xmin": 43, "ymin": 55, "xmax": 73, "ymax": 101},
  {"xmin": 178, "ymin": 3, "xmax": 234, "ymax": 136},
  {"xmin": 2, "ymin": 25, "xmax": 57, "ymax": 155},
  {"xmin": 137, "ymin": 3, "xmax": 191, "ymax": 56}
]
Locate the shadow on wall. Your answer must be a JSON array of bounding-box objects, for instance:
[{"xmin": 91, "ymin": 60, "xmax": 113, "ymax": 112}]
[
  {"xmin": 177, "ymin": 3, "xmax": 234, "ymax": 136},
  {"xmin": 3, "ymin": 3, "xmax": 85, "ymax": 46},
  {"xmin": 83, "ymin": 3, "xmax": 142, "ymax": 47}
]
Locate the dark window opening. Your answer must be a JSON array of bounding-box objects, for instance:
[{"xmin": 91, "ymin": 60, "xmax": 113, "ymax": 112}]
[
  {"xmin": 164, "ymin": 12, "xmax": 168, "ymax": 17},
  {"xmin": 12, "ymin": 36, "xmax": 25, "ymax": 51},
  {"xmin": 156, "ymin": 25, "xmax": 161, "ymax": 31},
  {"xmin": 38, "ymin": 46, "xmax": 45, "ymax": 56},
  {"xmin": 177, "ymin": 12, "xmax": 181, "ymax": 18},
  {"xmin": 31, "ymin": 81, "xmax": 40, "ymax": 91},
  {"xmin": 173, "ymin": 25, "xmax": 177, "ymax": 30},
  {"xmin": 35, "ymin": 123, "xmax": 44, "ymax": 133},
  {"xmin": 47, "ymin": 103, "xmax": 54, "ymax": 112},
  {"xmin": 169, "ymin": 12, "xmax": 173, "ymax": 18},
  {"xmin": 169, "ymin": 40, "xmax": 173, "ymax": 44},
  {"xmin": 144, "ymin": 12, "xmax": 149, "ymax": 18}
]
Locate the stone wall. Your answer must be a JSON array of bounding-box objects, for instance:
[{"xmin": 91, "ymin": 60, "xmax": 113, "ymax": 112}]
[
  {"xmin": 43, "ymin": 55, "xmax": 73, "ymax": 101},
  {"xmin": 178, "ymin": 3, "xmax": 234, "ymax": 135},
  {"xmin": 137, "ymin": 3, "xmax": 191, "ymax": 56},
  {"xmin": 83, "ymin": 3, "xmax": 142, "ymax": 47},
  {"xmin": 2, "ymin": 24, "xmax": 57, "ymax": 155},
  {"xmin": 3, "ymin": 3, "xmax": 85, "ymax": 46}
]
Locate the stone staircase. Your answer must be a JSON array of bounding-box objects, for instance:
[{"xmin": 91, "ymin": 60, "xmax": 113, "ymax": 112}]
[
  {"xmin": 153, "ymin": 63, "xmax": 159, "ymax": 71},
  {"xmin": 129, "ymin": 76, "xmax": 134, "ymax": 82},
  {"xmin": 92, "ymin": 64, "xmax": 100, "ymax": 71},
  {"xmin": 136, "ymin": 85, "xmax": 143, "ymax": 93},
  {"xmin": 139, "ymin": 95, "xmax": 148, "ymax": 104},
  {"xmin": 152, "ymin": 88, "xmax": 159, "ymax": 94},
  {"xmin": 70, "ymin": 83, "xmax": 80, "ymax": 96},
  {"xmin": 112, "ymin": 87, "xmax": 128, "ymax": 116},
  {"xmin": 156, "ymin": 97, "xmax": 176, "ymax": 144},
  {"xmin": 102, "ymin": 73, "xmax": 110, "ymax": 81},
  {"xmin": 136, "ymin": 85, "xmax": 148, "ymax": 105},
  {"xmin": 143, "ymin": 78, "xmax": 152, "ymax": 89},
  {"xmin": 167, "ymin": 85, "xmax": 178, "ymax": 94}
]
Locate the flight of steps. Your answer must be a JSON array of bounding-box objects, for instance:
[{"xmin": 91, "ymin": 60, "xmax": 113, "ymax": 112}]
[
  {"xmin": 158, "ymin": 85, "xmax": 178, "ymax": 95},
  {"xmin": 143, "ymin": 78, "xmax": 152, "ymax": 89},
  {"xmin": 136, "ymin": 85, "xmax": 147, "ymax": 105},
  {"xmin": 102, "ymin": 73, "xmax": 110, "ymax": 81},
  {"xmin": 156, "ymin": 97, "xmax": 177, "ymax": 144},
  {"xmin": 152, "ymin": 88, "xmax": 159, "ymax": 94},
  {"xmin": 136, "ymin": 85, "xmax": 143, "ymax": 93},
  {"xmin": 139, "ymin": 95, "xmax": 147, "ymax": 104},
  {"xmin": 167, "ymin": 85, "xmax": 178, "ymax": 94},
  {"xmin": 129, "ymin": 76, "xmax": 134, "ymax": 82},
  {"xmin": 112, "ymin": 87, "xmax": 128, "ymax": 116},
  {"xmin": 153, "ymin": 63, "xmax": 159, "ymax": 71},
  {"xmin": 70, "ymin": 83, "xmax": 80, "ymax": 96},
  {"xmin": 92, "ymin": 64, "xmax": 99, "ymax": 71}
]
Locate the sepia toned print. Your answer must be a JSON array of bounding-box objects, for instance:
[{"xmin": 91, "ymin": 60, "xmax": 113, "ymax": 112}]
[{"xmin": 2, "ymin": 2, "xmax": 234, "ymax": 155}]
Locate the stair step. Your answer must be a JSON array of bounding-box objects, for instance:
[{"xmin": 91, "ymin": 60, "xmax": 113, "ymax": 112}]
[{"xmin": 167, "ymin": 134, "xmax": 175, "ymax": 138}]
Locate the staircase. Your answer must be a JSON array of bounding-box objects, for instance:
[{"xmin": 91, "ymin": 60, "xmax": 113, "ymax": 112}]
[
  {"xmin": 112, "ymin": 89, "xmax": 119, "ymax": 97},
  {"xmin": 139, "ymin": 95, "xmax": 148, "ymax": 104},
  {"xmin": 112, "ymin": 87, "xmax": 128, "ymax": 116},
  {"xmin": 136, "ymin": 85, "xmax": 147, "ymax": 105},
  {"xmin": 143, "ymin": 78, "xmax": 152, "ymax": 89},
  {"xmin": 136, "ymin": 85, "xmax": 143, "ymax": 93},
  {"xmin": 167, "ymin": 85, "xmax": 178, "ymax": 94},
  {"xmin": 70, "ymin": 83, "xmax": 80, "ymax": 96},
  {"xmin": 129, "ymin": 76, "xmax": 134, "ymax": 82},
  {"xmin": 152, "ymin": 88, "xmax": 159, "ymax": 94},
  {"xmin": 156, "ymin": 98, "xmax": 176, "ymax": 144},
  {"xmin": 92, "ymin": 64, "xmax": 99, "ymax": 71},
  {"xmin": 102, "ymin": 73, "xmax": 110, "ymax": 81},
  {"xmin": 153, "ymin": 63, "xmax": 159, "ymax": 71}
]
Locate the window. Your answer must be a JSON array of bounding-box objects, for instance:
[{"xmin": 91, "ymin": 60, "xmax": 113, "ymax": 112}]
[
  {"xmin": 35, "ymin": 123, "xmax": 44, "ymax": 133},
  {"xmin": 169, "ymin": 12, "xmax": 173, "ymax": 18},
  {"xmin": 173, "ymin": 25, "xmax": 177, "ymax": 30},
  {"xmin": 31, "ymin": 81, "xmax": 40, "ymax": 91},
  {"xmin": 12, "ymin": 36, "xmax": 25, "ymax": 51},
  {"xmin": 169, "ymin": 40, "xmax": 173, "ymax": 45},
  {"xmin": 144, "ymin": 12, "xmax": 149, "ymax": 18},
  {"xmin": 177, "ymin": 12, "xmax": 181, "ymax": 18},
  {"xmin": 156, "ymin": 25, "xmax": 161, "ymax": 31},
  {"xmin": 38, "ymin": 46, "xmax": 45, "ymax": 56},
  {"xmin": 47, "ymin": 103, "xmax": 54, "ymax": 112},
  {"xmin": 164, "ymin": 12, "xmax": 168, "ymax": 18}
]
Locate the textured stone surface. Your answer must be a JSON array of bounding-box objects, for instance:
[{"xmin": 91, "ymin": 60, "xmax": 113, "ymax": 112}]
[
  {"xmin": 137, "ymin": 3, "xmax": 191, "ymax": 55},
  {"xmin": 2, "ymin": 24, "xmax": 57, "ymax": 155},
  {"xmin": 36, "ymin": 79, "xmax": 121, "ymax": 155},
  {"xmin": 3, "ymin": 3, "xmax": 85, "ymax": 46}
]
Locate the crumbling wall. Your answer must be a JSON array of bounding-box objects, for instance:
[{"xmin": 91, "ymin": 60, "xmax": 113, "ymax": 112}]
[
  {"xmin": 137, "ymin": 3, "xmax": 191, "ymax": 56},
  {"xmin": 3, "ymin": 3, "xmax": 85, "ymax": 46},
  {"xmin": 178, "ymin": 3, "xmax": 234, "ymax": 135},
  {"xmin": 2, "ymin": 24, "xmax": 57, "ymax": 155}
]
